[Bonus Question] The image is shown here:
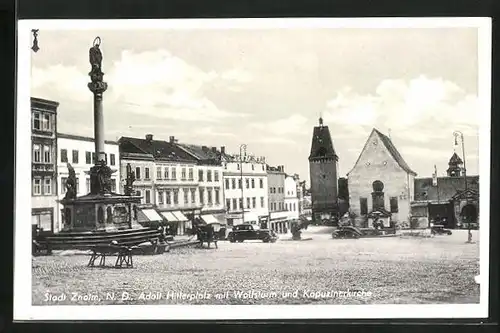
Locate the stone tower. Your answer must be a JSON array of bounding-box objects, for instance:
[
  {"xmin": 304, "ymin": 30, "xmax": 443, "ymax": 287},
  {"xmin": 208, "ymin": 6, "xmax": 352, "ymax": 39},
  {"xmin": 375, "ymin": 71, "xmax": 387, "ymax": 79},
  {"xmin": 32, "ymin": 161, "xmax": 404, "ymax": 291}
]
[
  {"xmin": 308, "ymin": 117, "xmax": 339, "ymax": 222},
  {"xmin": 447, "ymin": 152, "xmax": 463, "ymax": 177}
]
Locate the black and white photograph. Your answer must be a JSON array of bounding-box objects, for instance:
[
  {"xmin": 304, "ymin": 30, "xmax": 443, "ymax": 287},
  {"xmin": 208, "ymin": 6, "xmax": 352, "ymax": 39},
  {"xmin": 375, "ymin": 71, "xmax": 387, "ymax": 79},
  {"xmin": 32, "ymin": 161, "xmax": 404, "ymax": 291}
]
[{"xmin": 15, "ymin": 18, "xmax": 491, "ymax": 320}]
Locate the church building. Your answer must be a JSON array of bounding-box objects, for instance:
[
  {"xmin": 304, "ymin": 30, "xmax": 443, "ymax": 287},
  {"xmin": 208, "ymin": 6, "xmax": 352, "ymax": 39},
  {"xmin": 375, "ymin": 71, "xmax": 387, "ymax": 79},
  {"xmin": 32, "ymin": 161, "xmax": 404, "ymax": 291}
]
[
  {"xmin": 410, "ymin": 152, "xmax": 479, "ymax": 229},
  {"xmin": 308, "ymin": 117, "xmax": 340, "ymax": 223},
  {"xmin": 347, "ymin": 128, "xmax": 417, "ymax": 228}
]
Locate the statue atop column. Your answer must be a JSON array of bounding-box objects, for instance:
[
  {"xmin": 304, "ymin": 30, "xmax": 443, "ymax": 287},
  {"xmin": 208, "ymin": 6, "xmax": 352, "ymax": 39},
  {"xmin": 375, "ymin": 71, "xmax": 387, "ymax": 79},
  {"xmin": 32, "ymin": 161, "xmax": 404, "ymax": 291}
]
[{"xmin": 87, "ymin": 37, "xmax": 108, "ymax": 95}]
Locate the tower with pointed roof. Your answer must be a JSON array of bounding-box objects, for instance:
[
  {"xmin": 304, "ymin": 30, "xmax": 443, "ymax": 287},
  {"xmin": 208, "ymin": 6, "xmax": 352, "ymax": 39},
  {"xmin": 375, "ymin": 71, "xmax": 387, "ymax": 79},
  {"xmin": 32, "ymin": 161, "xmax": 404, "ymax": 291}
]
[
  {"xmin": 308, "ymin": 117, "xmax": 339, "ymax": 222},
  {"xmin": 446, "ymin": 152, "xmax": 463, "ymax": 177}
]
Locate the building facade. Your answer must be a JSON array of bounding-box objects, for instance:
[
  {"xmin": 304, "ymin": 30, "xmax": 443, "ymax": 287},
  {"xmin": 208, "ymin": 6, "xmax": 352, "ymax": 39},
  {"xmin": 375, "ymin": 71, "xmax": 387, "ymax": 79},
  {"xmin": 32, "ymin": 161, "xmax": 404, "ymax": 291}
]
[
  {"xmin": 31, "ymin": 97, "xmax": 59, "ymax": 233},
  {"xmin": 410, "ymin": 153, "xmax": 479, "ymax": 229},
  {"xmin": 56, "ymin": 133, "xmax": 120, "ymax": 232},
  {"xmin": 284, "ymin": 174, "xmax": 300, "ymax": 221},
  {"xmin": 266, "ymin": 165, "xmax": 288, "ymax": 232},
  {"xmin": 119, "ymin": 134, "xmax": 200, "ymax": 235},
  {"xmin": 175, "ymin": 138, "xmax": 226, "ymax": 225},
  {"xmin": 308, "ymin": 117, "xmax": 339, "ymax": 223},
  {"xmin": 347, "ymin": 128, "xmax": 417, "ymax": 228},
  {"xmin": 221, "ymin": 150, "xmax": 269, "ymax": 226}
]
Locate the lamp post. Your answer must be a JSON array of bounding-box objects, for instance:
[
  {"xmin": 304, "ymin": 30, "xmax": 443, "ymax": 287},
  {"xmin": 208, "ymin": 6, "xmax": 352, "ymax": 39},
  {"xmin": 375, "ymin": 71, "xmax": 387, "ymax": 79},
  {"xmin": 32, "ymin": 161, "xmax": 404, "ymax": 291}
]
[
  {"xmin": 453, "ymin": 130, "xmax": 472, "ymax": 243},
  {"xmin": 239, "ymin": 144, "xmax": 247, "ymax": 224}
]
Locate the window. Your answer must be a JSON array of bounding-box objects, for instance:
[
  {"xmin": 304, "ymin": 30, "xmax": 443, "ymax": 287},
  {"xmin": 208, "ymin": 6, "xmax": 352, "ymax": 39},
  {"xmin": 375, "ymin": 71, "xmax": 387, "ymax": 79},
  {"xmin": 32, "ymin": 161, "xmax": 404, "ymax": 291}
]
[
  {"xmin": 214, "ymin": 171, "xmax": 219, "ymax": 182},
  {"xmin": 86, "ymin": 178, "xmax": 91, "ymax": 193},
  {"xmin": 225, "ymin": 179, "xmax": 230, "ymax": 189},
  {"xmin": 33, "ymin": 178, "xmax": 42, "ymax": 195},
  {"xmin": 173, "ymin": 190, "xmax": 179, "ymax": 204},
  {"xmin": 215, "ymin": 188, "xmax": 220, "ymax": 205},
  {"xmin": 135, "ymin": 167, "xmax": 141, "ymax": 180},
  {"xmin": 246, "ymin": 197, "xmax": 250, "ymax": 208},
  {"xmin": 232, "ymin": 199, "xmax": 237, "ymax": 211},
  {"xmin": 72, "ymin": 150, "xmax": 78, "ymax": 164},
  {"xmin": 183, "ymin": 188, "xmax": 189, "ymax": 205},
  {"xmin": 145, "ymin": 190, "xmax": 151, "ymax": 204},
  {"xmin": 360, "ymin": 197, "xmax": 368, "ymax": 215},
  {"xmin": 164, "ymin": 167, "xmax": 169, "ymax": 180},
  {"xmin": 260, "ymin": 197, "xmax": 265, "ymax": 208},
  {"xmin": 231, "ymin": 179, "xmax": 236, "ymax": 189},
  {"xmin": 237, "ymin": 163, "xmax": 240, "ymax": 170},
  {"xmin": 75, "ymin": 178, "xmax": 80, "ymax": 194},
  {"xmin": 390, "ymin": 197, "xmax": 399, "ymax": 213},
  {"xmin": 251, "ymin": 179, "xmax": 255, "ymax": 188},
  {"xmin": 145, "ymin": 167, "xmax": 150, "ymax": 180},
  {"xmin": 166, "ymin": 190, "xmax": 172, "ymax": 205},
  {"xmin": 259, "ymin": 179, "xmax": 264, "ymax": 188},
  {"xmin": 181, "ymin": 168, "xmax": 186, "ymax": 180},
  {"xmin": 279, "ymin": 202, "xmax": 283, "ymax": 210},
  {"xmin": 190, "ymin": 188, "xmax": 196, "ymax": 204},
  {"xmin": 208, "ymin": 189, "xmax": 213, "ymax": 205},
  {"xmin": 239, "ymin": 198, "xmax": 243, "ymax": 209},
  {"xmin": 42, "ymin": 113, "xmax": 51, "ymax": 130},
  {"xmin": 33, "ymin": 112, "xmax": 41, "ymax": 130},
  {"xmin": 207, "ymin": 170, "xmax": 212, "ymax": 182},
  {"xmin": 43, "ymin": 178, "xmax": 52, "ymax": 195},
  {"xmin": 33, "ymin": 144, "xmax": 41, "ymax": 163},
  {"xmin": 252, "ymin": 197, "xmax": 256, "ymax": 208},
  {"xmin": 198, "ymin": 170, "xmax": 204, "ymax": 182},
  {"xmin": 110, "ymin": 179, "xmax": 116, "ymax": 193},
  {"xmin": 199, "ymin": 188, "xmax": 205, "ymax": 204},
  {"xmin": 171, "ymin": 168, "xmax": 177, "ymax": 180},
  {"xmin": 85, "ymin": 151, "xmax": 91, "ymax": 164},
  {"xmin": 60, "ymin": 149, "xmax": 68, "ymax": 163},
  {"xmin": 251, "ymin": 164, "xmax": 254, "ymax": 171},
  {"xmin": 42, "ymin": 146, "xmax": 51, "ymax": 163},
  {"xmin": 262, "ymin": 165, "xmax": 265, "ymax": 171},
  {"xmin": 238, "ymin": 179, "xmax": 242, "ymax": 189},
  {"xmin": 61, "ymin": 177, "xmax": 67, "ymax": 194},
  {"xmin": 135, "ymin": 190, "xmax": 141, "ymax": 197},
  {"xmin": 32, "ymin": 211, "xmax": 52, "ymax": 232},
  {"xmin": 156, "ymin": 167, "xmax": 162, "ymax": 180},
  {"xmin": 110, "ymin": 153, "xmax": 116, "ymax": 166},
  {"xmin": 226, "ymin": 199, "xmax": 231, "ymax": 211},
  {"xmin": 188, "ymin": 168, "xmax": 194, "ymax": 180},
  {"xmin": 92, "ymin": 152, "xmax": 96, "ymax": 164},
  {"xmin": 246, "ymin": 178, "xmax": 249, "ymax": 189}
]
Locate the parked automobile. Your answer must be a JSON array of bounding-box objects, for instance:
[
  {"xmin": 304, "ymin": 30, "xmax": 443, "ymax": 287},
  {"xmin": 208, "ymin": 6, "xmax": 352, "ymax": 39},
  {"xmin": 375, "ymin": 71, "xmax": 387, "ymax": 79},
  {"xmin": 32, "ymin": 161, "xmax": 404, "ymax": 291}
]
[
  {"xmin": 332, "ymin": 226, "xmax": 362, "ymax": 239},
  {"xmin": 430, "ymin": 224, "xmax": 452, "ymax": 235},
  {"xmin": 227, "ymin": 224, "xmax": 277, "ymax": 243}
]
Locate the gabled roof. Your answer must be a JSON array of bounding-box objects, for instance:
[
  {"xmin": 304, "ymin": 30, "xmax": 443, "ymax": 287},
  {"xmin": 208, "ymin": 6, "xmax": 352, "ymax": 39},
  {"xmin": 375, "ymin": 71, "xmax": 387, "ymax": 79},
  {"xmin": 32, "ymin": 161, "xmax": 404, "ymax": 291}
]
[
  {"xmin": 308, "ymin": 120, "xmax": 338, "ymax": 161},
  {"xmin": 347, "ymin": 128, "xmax": 417, "ymax": 176},
  {"xmin": 175, "ymin": 143, "xmax": 222, "ymax": 165},
  {"xmin": 414, "ymin": 175, "xmax": 479, "ymax": 201},
  {"xmin": 118, "ymin": 136, "xmax": 197, "ymax": 162}
]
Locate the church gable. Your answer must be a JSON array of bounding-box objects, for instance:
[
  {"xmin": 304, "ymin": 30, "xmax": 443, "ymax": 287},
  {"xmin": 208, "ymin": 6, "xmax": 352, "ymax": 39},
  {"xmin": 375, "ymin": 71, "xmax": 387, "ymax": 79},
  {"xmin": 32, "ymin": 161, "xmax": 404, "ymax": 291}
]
[{"xmin": 347, "ymin": 128, "xmax": 416, "ymax": 176}]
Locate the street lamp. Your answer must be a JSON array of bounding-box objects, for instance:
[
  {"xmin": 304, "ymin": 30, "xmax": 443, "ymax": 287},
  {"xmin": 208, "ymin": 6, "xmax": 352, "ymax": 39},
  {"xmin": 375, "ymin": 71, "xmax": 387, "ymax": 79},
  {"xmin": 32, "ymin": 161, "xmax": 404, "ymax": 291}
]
[
  {"xmin": 453, "ymin": 130, "xmax": 472, "ymax": 243},
  {"xmin": 239, "ymin": 144, "xmax": 247, "ymax": 224}
]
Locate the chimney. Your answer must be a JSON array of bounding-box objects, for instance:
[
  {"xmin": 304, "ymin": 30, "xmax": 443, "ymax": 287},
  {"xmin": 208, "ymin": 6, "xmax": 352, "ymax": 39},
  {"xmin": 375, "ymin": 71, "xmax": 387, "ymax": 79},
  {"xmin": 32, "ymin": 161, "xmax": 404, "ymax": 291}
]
[
  {"xmin": 220, "ymin": 146, "xmax": 226, "ymax": 154},
  {"xmin": 281, "ymin": 165, "xmax": 285, "ymax": 172},
  {"xmin": 146, "ymin": 134, "xmax": 153, "ymax": 141},
  {"xmin": 211, "ymin": 147, "xmax": 217, "ymax": 153},
  {"xmin": 202, "ymin": 145, "xmax": 208, "ymax": 152},
  {"xmin": 169, "ymin": 136, "xmax": 175, "ymax": 143}
]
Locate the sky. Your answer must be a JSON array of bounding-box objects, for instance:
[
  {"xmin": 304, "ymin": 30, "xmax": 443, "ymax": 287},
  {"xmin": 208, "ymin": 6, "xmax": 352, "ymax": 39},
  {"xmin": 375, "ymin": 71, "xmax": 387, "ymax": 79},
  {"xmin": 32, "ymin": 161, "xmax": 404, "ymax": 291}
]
[{"xmin": 30, "ymin": 26, "xmax": 482, "ymax": 184}]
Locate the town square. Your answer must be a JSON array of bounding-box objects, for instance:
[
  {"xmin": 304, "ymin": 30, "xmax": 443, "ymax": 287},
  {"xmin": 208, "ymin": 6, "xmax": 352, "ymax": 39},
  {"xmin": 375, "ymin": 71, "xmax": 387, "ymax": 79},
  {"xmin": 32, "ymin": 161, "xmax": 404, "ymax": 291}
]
[{"xmin": 21, "ymin": 20, "xmax": 487, "ymax": 316}]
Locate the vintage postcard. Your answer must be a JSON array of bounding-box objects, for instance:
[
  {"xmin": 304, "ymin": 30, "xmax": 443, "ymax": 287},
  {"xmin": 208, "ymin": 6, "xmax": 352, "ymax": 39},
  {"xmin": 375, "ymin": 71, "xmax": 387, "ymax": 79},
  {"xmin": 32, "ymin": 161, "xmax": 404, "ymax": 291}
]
[{"xmin": 15, "ymin": 18, "xmax": 491, "ymax": 320}]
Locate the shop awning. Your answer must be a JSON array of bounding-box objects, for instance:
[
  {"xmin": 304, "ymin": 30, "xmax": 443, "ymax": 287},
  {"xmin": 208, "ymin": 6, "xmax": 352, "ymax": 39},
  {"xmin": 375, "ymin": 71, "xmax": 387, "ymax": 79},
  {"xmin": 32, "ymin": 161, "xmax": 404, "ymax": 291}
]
[
  {"xmin": 160, "ymin": 211, "xmax": 179, "ymax": 222},
  {"xmin": 172, "ymin": 211, "xmax": 188, "ymax": 222},
  {"xmin": 141, "ymin": 209, "xmax": 163, "ymax": 222},
  {"xmin": 201, "ymin": 214, "xmax": 219, "ymax": 224}
]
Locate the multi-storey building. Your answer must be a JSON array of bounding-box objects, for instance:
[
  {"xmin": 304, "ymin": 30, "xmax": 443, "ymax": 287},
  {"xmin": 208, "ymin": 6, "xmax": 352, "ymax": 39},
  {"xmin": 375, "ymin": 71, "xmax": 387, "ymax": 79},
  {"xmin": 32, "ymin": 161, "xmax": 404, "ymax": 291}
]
[
  {"xmin": 31, "ymin": 97, "xmax": 59, "ymax": 233},
  {"xmin": 284, "ymin": 174, "xmax": 300, "ymax": 221},
  {"xmin": 266, "ymin": 165, "xmax": 288, "ymax": 232},
  {"xmin": 56, "ymin": 133, "xmax": 120, "ymax": 232},
  {"xmin": 221, "ymin": 148, "xmax": 269, "ymax": 226},
  {"xmin": 119, "ymin": 134, "xmax": 221, "ymax": 235},
  {"xmin": 174, "ymin": 137, "xmax": 226, "ymax": 225}
]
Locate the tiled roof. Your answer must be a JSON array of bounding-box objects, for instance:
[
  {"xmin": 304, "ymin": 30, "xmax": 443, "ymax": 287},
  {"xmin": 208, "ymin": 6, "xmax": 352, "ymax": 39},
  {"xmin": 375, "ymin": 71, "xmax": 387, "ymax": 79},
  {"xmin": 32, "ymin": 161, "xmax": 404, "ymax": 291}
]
[
  {"xmin": 374, "ymin": 129, "xmax": 417, "ymax": 176},
  {"xmin": 118, "ymin": 137, "xmax": 197, "ymax": 162},
  {"xmin": 414, "ymin": 175, "xmax": 479, "ymax": 201},
  {"xmin": 176, "ymin": 143, "xmax": 220, "ymax": 160},
  {"xmin": 308, "ymin": 123, "xmax": 338, "ymax": 161}
]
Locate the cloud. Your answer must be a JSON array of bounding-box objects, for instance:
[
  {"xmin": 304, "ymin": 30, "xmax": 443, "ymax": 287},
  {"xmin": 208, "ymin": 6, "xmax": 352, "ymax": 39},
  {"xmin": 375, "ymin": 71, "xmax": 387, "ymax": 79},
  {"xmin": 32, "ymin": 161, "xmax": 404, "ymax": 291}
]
[
  {"xmin": 249, "ymin": 114, "xmax": 309, "ymax": 136},
  {"xmin": 196, "ymin": 127, "xmax": 237, "ymax": 138},
  {"xmin": 249, "ymin": 136, "xmax": 296, "ymax": 145}
]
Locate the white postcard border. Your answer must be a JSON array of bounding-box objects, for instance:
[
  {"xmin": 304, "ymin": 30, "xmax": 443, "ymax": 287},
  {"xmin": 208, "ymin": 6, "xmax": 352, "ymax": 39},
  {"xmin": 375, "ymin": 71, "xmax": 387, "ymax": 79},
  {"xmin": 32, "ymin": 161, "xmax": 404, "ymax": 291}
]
[{"xmin": 15, "ymin": 17, "xmax": 491, "ymax": 321}]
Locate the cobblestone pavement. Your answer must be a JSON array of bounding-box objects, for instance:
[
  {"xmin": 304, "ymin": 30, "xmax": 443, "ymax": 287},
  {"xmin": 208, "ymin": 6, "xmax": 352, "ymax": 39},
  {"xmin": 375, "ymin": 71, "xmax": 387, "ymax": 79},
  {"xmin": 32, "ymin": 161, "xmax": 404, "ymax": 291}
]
[{"xmin": 32, "ymin": 227, "xmax": 480, "ymax": 305}]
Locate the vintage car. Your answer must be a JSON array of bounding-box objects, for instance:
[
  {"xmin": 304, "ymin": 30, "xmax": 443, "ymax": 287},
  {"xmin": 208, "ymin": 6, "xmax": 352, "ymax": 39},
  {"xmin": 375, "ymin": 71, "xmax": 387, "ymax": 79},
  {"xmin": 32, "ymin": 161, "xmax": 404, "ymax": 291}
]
[
  {"xmin": 331, "ymin": 226, "xmax": 363, "ymax": 239},
  {"xmin": 227, "ymin": 224, "xmax": 277, "ymax": 243},
  {"xmin": 430, "ymin": 224, "xmax": 453, "ymax": 235}
]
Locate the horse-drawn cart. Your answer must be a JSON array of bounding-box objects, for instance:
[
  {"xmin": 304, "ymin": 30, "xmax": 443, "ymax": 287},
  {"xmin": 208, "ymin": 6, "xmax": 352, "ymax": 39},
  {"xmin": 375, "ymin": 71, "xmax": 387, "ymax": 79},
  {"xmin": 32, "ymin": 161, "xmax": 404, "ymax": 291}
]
[{"xmin": 196, "ymin": 222, "xmax": 221, "ymax": 249}]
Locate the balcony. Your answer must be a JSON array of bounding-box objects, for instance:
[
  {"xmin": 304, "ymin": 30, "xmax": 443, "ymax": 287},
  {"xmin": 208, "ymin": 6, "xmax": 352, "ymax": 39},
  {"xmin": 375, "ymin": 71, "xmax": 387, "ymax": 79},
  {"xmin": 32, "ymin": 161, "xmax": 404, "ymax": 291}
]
[{"xmin": 32, "ymin": 163, "xmax": 55, "ymax": 174}]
